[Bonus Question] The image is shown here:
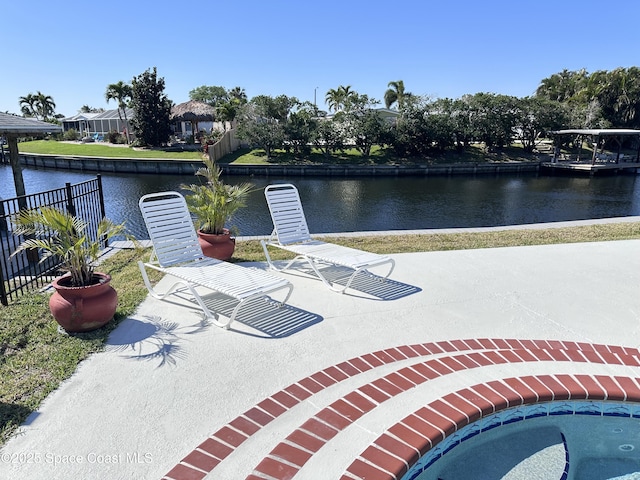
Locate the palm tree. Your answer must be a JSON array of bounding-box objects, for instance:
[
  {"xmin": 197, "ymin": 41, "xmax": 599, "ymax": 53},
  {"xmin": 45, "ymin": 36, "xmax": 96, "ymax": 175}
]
[
  {"xmin": 228, "ymin": 86, "xmax": 247, "ymax": 104},
  {"xmin": 105, "ymin": 81, "xmax": 133, "ymax": 143},
  {"xmin": 325, "ymin": 87, "xmax": 341, "ymax": 112},
  {"xmin": 216, "ymin": 101, "xmax": 240, "ymax": 131},
  {"xmin": 34, "ymin": 92, "xmax": 56, "ymax": 121},
  {"xmin": 19, "ymin": 93, "xmax": 38, "ymax": 118},
  {"xmin": 604, "ymin": 67, "xmax": 640, "ymax": 126},
  {"xmin": 536, "ymin": 69, "xmax": 587, "ymax": 103},
  {"xmin": 384, "ymin": 80, "xmax": 409, "ymax": 110},
  {"xmin": 325, "ymin": 85, "xmax": 355, "ymax": 112}
]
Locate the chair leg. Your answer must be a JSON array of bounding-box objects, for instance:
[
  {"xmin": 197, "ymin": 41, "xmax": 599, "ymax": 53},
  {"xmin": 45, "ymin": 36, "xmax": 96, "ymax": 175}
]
[
  {"xmin": 138, "ymin": 262, "xmax": 231, "ymax": 329},
  {"xmin": 275, "ymin": 283, "xmax": 294, "ymax": 307},
  {"xmin": 184, "ymin": 284, "xmax": 233, "ymax": 329},
  {"xmin": 260, "ymin": 240, "xmax": 274, "ymax": 269},
  {"xmin": 138, "ymin": 261, "xmax": 192, "ymax": 301},
  {"xmin": 261, "ymin": 241, "xmax": 305, "ymax": 273},
  {"xmin": 378, "ymin": 259, "xmax": 396, "ymax": 282}
]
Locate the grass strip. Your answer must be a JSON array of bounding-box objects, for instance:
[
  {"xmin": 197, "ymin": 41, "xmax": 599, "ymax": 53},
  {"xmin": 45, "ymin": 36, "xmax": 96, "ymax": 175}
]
[{"xmin": 233, "ymin": 222, "xmax": 640, "ymax": 262}]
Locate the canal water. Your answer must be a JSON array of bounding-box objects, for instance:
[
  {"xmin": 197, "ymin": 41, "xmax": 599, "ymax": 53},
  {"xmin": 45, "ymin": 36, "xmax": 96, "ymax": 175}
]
[{"xmin": 0, "ymin": 165, "xmax": 638, "ymax": 239}]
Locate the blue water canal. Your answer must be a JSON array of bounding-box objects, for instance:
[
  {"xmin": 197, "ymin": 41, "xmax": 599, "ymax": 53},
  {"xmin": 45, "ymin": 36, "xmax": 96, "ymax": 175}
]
[{"xmin": 0, "ymin": 165, "xmax": 638, "ymax": 239}]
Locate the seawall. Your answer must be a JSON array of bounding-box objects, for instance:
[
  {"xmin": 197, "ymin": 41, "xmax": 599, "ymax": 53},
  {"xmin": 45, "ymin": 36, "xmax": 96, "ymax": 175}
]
[{"xmin": 18, "ymin": 153, "xmax": 541, "ymax": 177}]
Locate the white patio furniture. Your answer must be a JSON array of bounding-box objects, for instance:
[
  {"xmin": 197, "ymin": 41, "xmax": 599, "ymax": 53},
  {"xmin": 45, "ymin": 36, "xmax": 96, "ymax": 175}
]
[
  {"xmin": 138, "ymin": 191, "xmax": 293, "ymax": 329},
  {"xmin": 261, "ymin": 183, "xmax": 395, "ymax": 293}
]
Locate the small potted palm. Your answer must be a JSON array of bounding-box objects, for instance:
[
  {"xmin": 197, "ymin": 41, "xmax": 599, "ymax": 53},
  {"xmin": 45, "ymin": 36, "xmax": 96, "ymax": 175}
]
[
  {"xmin": 181, "ymin": 156, "xmax": 253, "ymax": 261},
  {"xmin": 12, "ymin": 207, "xmax": 127, "ymax": 333}
]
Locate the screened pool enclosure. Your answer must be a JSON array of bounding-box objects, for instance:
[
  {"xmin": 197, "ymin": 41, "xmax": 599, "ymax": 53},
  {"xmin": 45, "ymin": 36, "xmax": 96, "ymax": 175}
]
[{"xmin": 61, "ymin": 108, "xmax": 134, "ymax": 139}]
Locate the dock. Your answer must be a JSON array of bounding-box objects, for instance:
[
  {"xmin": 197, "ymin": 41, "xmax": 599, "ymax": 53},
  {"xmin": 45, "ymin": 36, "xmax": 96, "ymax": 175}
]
[
  {"xmin": 541, "ymin": 158, "xmax": 640, "ymax": 175},
  {"xmin": 546, "ymin": 128, "xmax": 640, "ymax": 175}
]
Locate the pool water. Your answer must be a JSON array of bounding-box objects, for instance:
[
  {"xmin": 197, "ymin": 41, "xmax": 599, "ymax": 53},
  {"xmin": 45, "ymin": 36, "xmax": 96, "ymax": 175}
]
[{"xmin": 406, "ymin": 401, "xmax": 640, "ymax": 480}]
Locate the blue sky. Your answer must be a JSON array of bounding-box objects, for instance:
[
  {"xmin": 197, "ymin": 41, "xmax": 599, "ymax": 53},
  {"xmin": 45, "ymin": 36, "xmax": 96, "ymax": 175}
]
[{"xmin": 2, "ymin": 0, "xmax": 639, "ymax": 117}]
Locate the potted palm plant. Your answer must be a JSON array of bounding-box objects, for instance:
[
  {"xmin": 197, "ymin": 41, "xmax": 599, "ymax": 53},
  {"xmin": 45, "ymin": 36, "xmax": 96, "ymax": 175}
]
[
  {"xmin": 181, "ymin": 156, "xmax": 253, "ymax": 260},
  {"xmin": 12, "ymin": 207, "xmax": 127, "ymax": 333}
]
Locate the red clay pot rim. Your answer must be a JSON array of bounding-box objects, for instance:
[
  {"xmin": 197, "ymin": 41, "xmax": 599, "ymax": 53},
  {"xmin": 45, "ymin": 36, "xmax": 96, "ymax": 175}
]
[{"xmin": 52, "ymin": 272, "xmax": 112, "ymax": 289}]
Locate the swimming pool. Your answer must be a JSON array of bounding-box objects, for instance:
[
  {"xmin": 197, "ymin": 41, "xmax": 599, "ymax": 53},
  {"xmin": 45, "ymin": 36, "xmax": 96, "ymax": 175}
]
[{"xmin": 405, "ymin": 401, "xmax": 640, "ymax": 480}]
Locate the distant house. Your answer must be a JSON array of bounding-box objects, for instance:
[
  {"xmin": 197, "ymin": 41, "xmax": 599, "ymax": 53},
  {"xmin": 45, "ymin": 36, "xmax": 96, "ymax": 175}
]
[
  {"xmin": 61, "ymin": 108, "xmax": 134, "ymax": 139},
  {"xmin": 325, "ymin": 107, "xmax": 400, "ymax": 124},
  {"xmin": 372, "ymin": 108, "xmax": 401, "ymax": 124}
]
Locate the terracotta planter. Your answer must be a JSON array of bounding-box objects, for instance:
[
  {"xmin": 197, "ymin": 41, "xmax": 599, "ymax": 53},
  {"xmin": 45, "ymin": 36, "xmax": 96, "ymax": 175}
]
[
  {"xmin": 197, "ymin": 229, "xmax": 236, "ymax": 261},
  {"xmin": 49, "ymin": 272, "xmax": 117, "ymax": 333}
]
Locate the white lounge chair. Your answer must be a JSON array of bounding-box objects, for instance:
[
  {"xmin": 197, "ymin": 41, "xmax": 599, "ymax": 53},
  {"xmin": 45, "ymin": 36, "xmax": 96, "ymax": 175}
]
[
  {"xmin": 261, "ymin": 183, "xmax": 395, "ymax": 293},
  {"xmin": 138, "ymin": 191, "xmax": 293, "ymax": 329}
]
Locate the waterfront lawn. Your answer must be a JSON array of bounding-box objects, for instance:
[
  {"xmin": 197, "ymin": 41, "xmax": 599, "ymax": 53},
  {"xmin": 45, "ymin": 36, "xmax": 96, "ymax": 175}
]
[
  {"xmin": 17, "ymin": 140, "xmax": 540, "ymax": 165},
  {"xmin": 231, "ymin": 144, "xmax": 538, "ymax": 165},
  {"xmin": 18, "ymin": 140, "xmax": 204, "ymax": 160}
]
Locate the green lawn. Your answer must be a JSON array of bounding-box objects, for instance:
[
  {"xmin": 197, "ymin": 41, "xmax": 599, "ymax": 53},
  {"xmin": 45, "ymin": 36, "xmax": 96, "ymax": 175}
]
[
  {"xmin": 19, "ymin": 140, "xmax": 204, "ymax": 160},
  {"xmin": 231, "ymin": 144, "xmax": 539, "ymax": 165},
  {"xmin": 18, "ymin": 140, "xmax": 542, "ymax": 165}
]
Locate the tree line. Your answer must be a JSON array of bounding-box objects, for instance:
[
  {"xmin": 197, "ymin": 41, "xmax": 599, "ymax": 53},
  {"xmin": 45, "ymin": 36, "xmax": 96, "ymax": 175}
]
[
  {"xmin": 235, "ymin": 90, "xmax": 571, "ymax": 158},
  {"xmin": 16, "ymin": 66, "xmax": 640, "ymax": 151},
  {"xmin": 535, "ymin": 67, "xmax": 640, "ymax": 130}
]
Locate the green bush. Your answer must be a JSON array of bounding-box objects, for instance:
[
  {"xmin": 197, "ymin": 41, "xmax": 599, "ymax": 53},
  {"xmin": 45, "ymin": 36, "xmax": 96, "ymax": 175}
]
[
  {"xmin": 62, "ymin": 128, "xmax": 78, "ymax": 141},
  {"xmin": 106, "ymin": 131, "xmax": 126, "ymax": 144}
]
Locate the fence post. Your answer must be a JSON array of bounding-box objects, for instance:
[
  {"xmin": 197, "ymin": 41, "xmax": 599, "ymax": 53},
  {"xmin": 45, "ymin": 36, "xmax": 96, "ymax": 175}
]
[
  {"xmin": 0, "ymin": 200, "xmax": 7, "ymax": 232},
  {"xmin": 0, "ymin": 265, "xmax": 7, "ymax": 306},
  {"xmin": 97, "ymin": 174, "xmax": 106, "ymax": 219},
  {"xmin": 0, "ymin": 199, "xmax": 8, "ymax": 303},
  {"xmin": 96, "ymin": 174, "xmax": 109, "ymax": 247},
  {"xmin": 65, "ymin": 183, "xmax": 76, "ymax": 216}
]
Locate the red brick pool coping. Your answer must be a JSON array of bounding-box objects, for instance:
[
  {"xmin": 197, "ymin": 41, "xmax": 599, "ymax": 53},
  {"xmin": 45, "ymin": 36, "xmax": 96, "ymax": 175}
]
[{"xmin": 162, "ymin": 338, "xmax": 640, "ymax": 480}]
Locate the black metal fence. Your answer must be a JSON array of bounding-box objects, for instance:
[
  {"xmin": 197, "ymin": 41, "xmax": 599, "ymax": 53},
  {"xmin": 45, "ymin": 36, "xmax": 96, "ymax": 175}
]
[{"xmin": 0, "ymin": 175, "xmax": 106, "ymax": 305}]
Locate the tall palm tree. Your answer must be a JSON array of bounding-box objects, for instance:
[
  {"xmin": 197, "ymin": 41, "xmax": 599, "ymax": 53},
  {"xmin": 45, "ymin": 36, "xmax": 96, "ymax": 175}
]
[
  {"xmin": 34, "ymin": 91, "xmax": 56, "ymax": 121},
  {"xmin": 384, "ymin": 80, "xmax": 408, "ymax": 110},
  {"xmin": 105, "ymin": 81, "xmax": 133, "ymax": 143},
  {"xmin": 325, "ymin": 87, "xmax": 341, "ymax": 112},
  {"xmin": 325, "ymin": 85, "xmax": 355, "ymax": 112},
  {"xmin": 19, "ymin": 93, "xmax": 38, "ymax": 118}
]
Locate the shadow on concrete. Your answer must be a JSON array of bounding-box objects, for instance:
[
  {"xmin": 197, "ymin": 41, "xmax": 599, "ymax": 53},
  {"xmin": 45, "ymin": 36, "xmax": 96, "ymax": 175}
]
[
  {"xmin": 199, "ymin": 293, "xmax": 323, "ymax": 338},
  {"xmin": 288, "ymin": 262, "xmax": 422, "ymax": 300},
  {"xmin": 105, "ymin": 316, "xmax": 210, "ymax": 367}
]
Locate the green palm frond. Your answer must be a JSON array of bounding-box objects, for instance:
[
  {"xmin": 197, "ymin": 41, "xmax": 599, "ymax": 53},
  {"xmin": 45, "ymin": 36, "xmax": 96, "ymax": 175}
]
[
  {"xmin": 11, "ymin": 206, "xmax": 127, "ymax": 287},
  {"xmin": 181, "ymin": 157, "xmax": 253, "ymax": 235}
]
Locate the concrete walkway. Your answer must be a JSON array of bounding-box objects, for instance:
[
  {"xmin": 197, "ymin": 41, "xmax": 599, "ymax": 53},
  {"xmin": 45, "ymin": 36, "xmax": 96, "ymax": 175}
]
[{"xmin": 1, "ymin": 220, "xmax": 640, "ymax": 479}]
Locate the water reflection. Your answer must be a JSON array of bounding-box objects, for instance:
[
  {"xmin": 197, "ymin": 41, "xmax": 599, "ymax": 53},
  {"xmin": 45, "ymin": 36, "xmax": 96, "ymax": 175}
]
[{"xmin": 0, "ymin": 165, "xmax": 638, "ymax": 238}]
